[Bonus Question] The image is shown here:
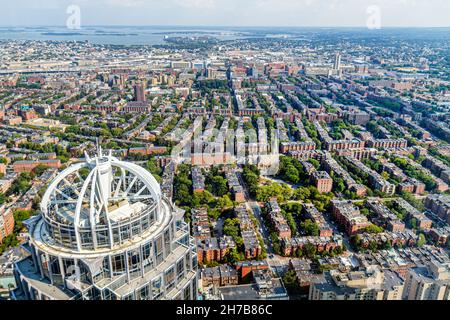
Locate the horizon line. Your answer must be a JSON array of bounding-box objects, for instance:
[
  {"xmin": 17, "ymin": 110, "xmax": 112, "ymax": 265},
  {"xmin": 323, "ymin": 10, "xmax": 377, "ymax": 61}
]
[{"xmin": 1, "ymin": 24, "xmax": 450, "ymax": 29}]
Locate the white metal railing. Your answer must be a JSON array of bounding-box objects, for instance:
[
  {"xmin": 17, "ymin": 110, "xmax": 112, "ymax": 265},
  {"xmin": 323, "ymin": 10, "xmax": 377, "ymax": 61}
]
[{"xmin": 107, "ymin": 273, "xmax": 128, "ymax": 291}]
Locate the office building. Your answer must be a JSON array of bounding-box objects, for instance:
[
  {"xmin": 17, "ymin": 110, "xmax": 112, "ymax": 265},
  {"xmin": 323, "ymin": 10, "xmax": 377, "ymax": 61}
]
[
  {"xmin": 403, "ymin": 261, "xmax": 450, "ymax": 300},
  {"xmin": 309, "ymin": 266, "xmax": 404, "ymax": 300}
]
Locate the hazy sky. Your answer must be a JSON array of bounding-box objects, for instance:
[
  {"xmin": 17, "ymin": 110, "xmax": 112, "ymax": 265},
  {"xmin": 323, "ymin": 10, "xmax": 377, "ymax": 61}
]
[{"xmin": 2, "ymin": 0, "xmax": 450, "ymax": 27}]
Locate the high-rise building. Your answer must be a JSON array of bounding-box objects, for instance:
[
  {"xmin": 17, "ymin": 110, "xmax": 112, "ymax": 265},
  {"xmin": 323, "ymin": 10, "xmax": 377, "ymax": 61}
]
[
  {"xmin": 12, "ymin": 149, "xmax": 198, "ymax": 300},
  {"xmin": 402, "ymin": 261, "xmax": 450, "ymax": 300},
  {"xmin": 134, "ymin": 80, "xmax": 146, "ymax": 102},
  {"xmin": 334, "ymin": 52, "xmax": 341, "ymax": 70},
  {"xmin": 250, "ymin": 66, "xmax": 259, "ymax": 78},
  {"xmin": 309, "ymin": 266, "xmax": 404, "ymax": 300}
]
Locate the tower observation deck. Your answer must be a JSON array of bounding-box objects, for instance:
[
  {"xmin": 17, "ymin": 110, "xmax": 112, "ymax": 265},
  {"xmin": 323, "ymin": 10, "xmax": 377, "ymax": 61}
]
[{"xmin": 12, "ymin": 150, "xmax": 198, "ymax": 300}]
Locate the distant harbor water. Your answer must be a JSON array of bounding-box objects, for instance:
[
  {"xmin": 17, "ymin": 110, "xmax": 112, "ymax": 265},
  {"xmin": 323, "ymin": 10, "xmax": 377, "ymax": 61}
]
[
  {"xmin": 0, "ymin": 26, "xmax": 449, "ymax": 46},
  {"xmin": 0, "ymin": 26, "xmax": 249, "ymax": 45}
]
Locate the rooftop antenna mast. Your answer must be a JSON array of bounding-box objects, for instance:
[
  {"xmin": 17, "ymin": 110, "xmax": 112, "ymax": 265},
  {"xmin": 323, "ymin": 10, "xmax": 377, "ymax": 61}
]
[{"xmin": 96, "ymin": 137, "xmax": 103, "ymax": 157}]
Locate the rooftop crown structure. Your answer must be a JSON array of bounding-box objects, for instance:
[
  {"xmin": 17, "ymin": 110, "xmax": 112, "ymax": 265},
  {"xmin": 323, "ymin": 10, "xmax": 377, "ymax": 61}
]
[{"xmin": 12, "ymin": 150, "xmax": 198, "ymax": 300}]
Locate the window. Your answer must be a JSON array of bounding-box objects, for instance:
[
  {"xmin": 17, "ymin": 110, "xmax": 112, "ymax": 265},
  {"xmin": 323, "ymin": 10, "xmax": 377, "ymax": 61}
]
[
  {"xmin": 176, "ymin": 259, "xmax": 185, "ymax": 281},
  {"xmin": 78, "ymin": 261, "xmax": 92, "ymax": 285},
  {"xmin": 192, "ymin": 281, "xmax": 197, "ymax": 299},
  {"xmin": 31, "ymin": 288, "xmax": 39, "ymax": 300},
  {"xmin": 112, "ymin": 228, "xmax": 120, "ymax": 244},
  {"xmin": 149, "ymin": 210, "xmax": 156, "ymax": 224},
  {"xmin": 40, "ymin": 253, "xmax": 50, "ymax": 278},
  {"xmin": 152, "ymin": 277, "xmax": 162, "ymax": 300},
  {"xmin": 142, "ymin": 243, "xmax": 153, "ymax": 273},
  {"xmin": 96, "ymin": 230, "xmax": 109, "ymax": 247},
  {"xmin": 128, "ymin": 249, "xmax": 141, "ymax": 272},
  {"xmin": 103, "ymin": 288, "xmax": 117, "ymax": 300},
  {"xmin": 142, "ymin": 242, "xmax": 152, "ymax": 261},
  {"xmin": 61, "ymin": 226, "xmax": 71, "ymax": 244},
  {"xmin": 46, "ymin": 226, "xmax": 56, "ymax": 242},
  {"xmin": 100, "ymin": 257, "xmax": 110, "ymax": 279},
  {"xmin": 122, "ymin": 293, "xmax": 134, "ymax": 300},
  {"xmin": 131, "ymin": 220, "xmax": 141, "ymax": 237},
  {"xmin": 49, "ymin": 255, "xmax": 61, "ymax": 275},
  {"xmin": 86, "ymin": 287, "xmax": 101, "ymax": 300},
  {"xmin": 164, "ymin": 230, "xmax": 171, "ymax": 254},
  {"xmin": 49, "ymin": 255, "xmax": 63, "ymax": 285},
  {"xmin": 62, "ymin": 258, "xmax": 75, "ymax": 277},
  {"xmin": 155, "ymin": 236, "xmax": 163, "ymax": 255},
  {"xmin": 184, "ymin": 285, "xmax": 191, "ymax": 300},
  {"xmin": 120, "ymin": 225, "xmax": 130, "ymax": 242},
  {"xmin": 137, "ymin": 285, "xmax": 150, "ymax": 300},
  {"xmin": 179, "ymin": 235, "xmax": 189, "ymax": 247},
  {"xmin": 155, "ymin": 236, "xmax": 164, "ymax": 264},
  {"xmin": 141, "ymin": 214, "xmax": 150, "ymax": 232},
  {"xmin": 192, "ymin": 256, "xmax": 198, "ymax": 270},
  {"xmin": 185, "ymin": 253, "xmax": 191, "ymax": 271},
  {"xmin": 102, "ymin": 257, "xmax": 110, "ymax": 274},
  {"xmin": 80, "ymin": 231, "xmax": 94, "ymax": 249},
  {"xmin": 165, "ymin": 267, "xmax": 175, "ymax": 291},
  {"xmin": 112, "ymin": 254, "xmax": 126, "ymax": 274}
]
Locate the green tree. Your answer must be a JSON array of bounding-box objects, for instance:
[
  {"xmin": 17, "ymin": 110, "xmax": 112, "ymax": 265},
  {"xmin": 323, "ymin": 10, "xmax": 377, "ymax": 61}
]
[
  {"xmin": 301, "ymin": 219, "xmax": 319, "ymax": 236},
  {"xmin": 111, "ymin": 127, "xmax": 124, "ymax": 137},
  {"xmin": 191, "ymin": 190, "xmax": 216, "ymax": 208},
  {"xmin": 216, "ymin": 195, "xmax": 233, "ymax": 210},
  {"xmin": 13, "ymin": 209, "xmax": 35, "ymax": 233},
  {"xmin": 335, "ymin": 179, "xmax": 346, "ymax": 193},
  {"xmin": 223, "ymin": 248, "xmax": 244, "ymax": 265},
  {"xmin": 282, "ymin": 270, "xmax": 301, "ymax": 295},
  {"xmin": 256, "ymin": 182, "xmax": 293, "ymax": 203},
  {"xmin": 284, "ymin": 165, "xmax": 300, "ymax": 184},
  {"xmin": 0, "ymin": 193, "xmax": 6, "ymax": 205},
  {"xmin": 308, "ymin": 159, "xmax": 320, "ymax": 169},
  {"xmin": 365, "ymin": 224, "xmax": 384, "ymax": 234},
  {"xmin": 304, "ymin": 243, "xmax": 317, "ymax": 259},
  {"xmin": 293, "ymin": 187, "xmax": 311, "ymax": 201},
  {"xmin": 369, "ymin": 241, "xmax": 379, "ymax": 252},
  {"xmin": 242, "ymin": 165, "xmax": 260, "ymax": 198},
  {"xmin": 223, "ymin": 218, "xmax": 242, "ymax": 246},
  {"xmin": 409, "ymin": 217, "xmax": 418, "ymax": 230},
  {"xmin": 209, "ymin": 176, "xmax": 228, "ymax": 197},
  {"xmin": 146, "ymin": 159, "xmax": 162, "ymax": 181},
  {"xmin": 417, "ymin": 234, "xmax": 426, "ymax": 247}
]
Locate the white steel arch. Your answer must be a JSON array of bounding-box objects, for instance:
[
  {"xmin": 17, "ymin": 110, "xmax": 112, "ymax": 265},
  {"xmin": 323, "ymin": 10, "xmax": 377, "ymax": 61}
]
[{"xmin": 41, "ymin": 150, "xmax": 163, "ymax": 251}]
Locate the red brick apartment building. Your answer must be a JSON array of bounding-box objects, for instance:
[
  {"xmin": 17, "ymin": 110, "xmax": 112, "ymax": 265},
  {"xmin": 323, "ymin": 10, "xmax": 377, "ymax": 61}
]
[
  {"xmin": 280, "ymin": 141, "xmax": 316, "ymax": 154},
  {"xmin": 13, "ymin": 159, "xmax": 61, "ymax": 173},
  {"xmin": 311, "ymin": 171, "xmax": 333, "ymax": 193},
  {"xmin": 197, "ymin": 237, "xmax": 236, "ymax": 265},
  {"xmin": 235, "ymin": 260, "xmax": 270, "ymax": 281},
  {"xmin": 331, "ymin": 200, "xmax": 371, "ymax": 235},
  {"xmin": 0, "ymin": 206, "xmax": 14, "ymax": 243},
  {"xmin": 128, "ymin": 145, "xmax": 167, "ymax": 157}
]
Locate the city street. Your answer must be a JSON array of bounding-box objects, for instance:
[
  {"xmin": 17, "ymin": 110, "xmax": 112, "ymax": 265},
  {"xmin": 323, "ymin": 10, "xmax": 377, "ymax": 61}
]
[{"xmin": 238, "ymin": 171, "xmax": 292, "ymax": 276}]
